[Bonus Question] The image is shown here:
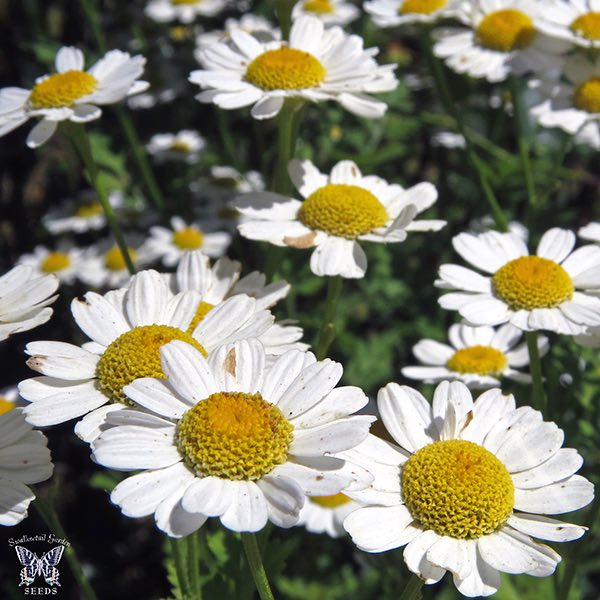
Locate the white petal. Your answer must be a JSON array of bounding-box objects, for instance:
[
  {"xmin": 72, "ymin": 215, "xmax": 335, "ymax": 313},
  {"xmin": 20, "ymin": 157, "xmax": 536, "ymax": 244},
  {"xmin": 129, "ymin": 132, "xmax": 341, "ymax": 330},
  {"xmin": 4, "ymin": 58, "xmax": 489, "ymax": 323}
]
[
  {"xmin": 71, "ymin": 292, "xmax": 129, "ymax": 346},
  {"xmin": 123, "ymin": 377, "xmax": 189, "ymax": 419},
  {"xmin": 257, "ymin": 475, "xmax": 305, "ymax": 527},
  {"xmin": 26, "ymin": 119, "xmax": 58, "ymax": 148},
  {"xmin": 219, "ymin": 480, "xmax": 269, "ymax": 532},
  {"xmin": 55, "ymin": 46, "xmax": 85, "ymax": 72},
  {"xmin": 511, "ymin": 448, "xmax": 584, "ymax": 489},
  {"xmin": 507, "ymin": 513, "xmax": 586, "ymax": 542},
  {"xmin": 514, "ymin": 474, "xmax": 594, "ymax": 514},
  {"xmin": 403, "ymin": 530, "xmax": 446, "ymax": 584},
  {"xmin": 432, "ymin": 381, "xmax": 473, "ymax": 441},
  {"xmin": 536, "ymin": 228, "xmax": 575, "ymax": 263},
  {"xmin": 182, "ymin": 476, "xmax": 233, "ymax": 516}
]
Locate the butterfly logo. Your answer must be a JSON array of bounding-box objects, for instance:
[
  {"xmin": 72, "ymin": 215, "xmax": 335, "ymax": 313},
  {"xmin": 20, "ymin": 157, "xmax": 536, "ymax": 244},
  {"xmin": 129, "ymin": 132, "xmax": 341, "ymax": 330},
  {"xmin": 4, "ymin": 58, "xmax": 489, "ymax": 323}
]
[{"xmin": 15, "ymin": 545, "xmax": 64, "ymax": 587}]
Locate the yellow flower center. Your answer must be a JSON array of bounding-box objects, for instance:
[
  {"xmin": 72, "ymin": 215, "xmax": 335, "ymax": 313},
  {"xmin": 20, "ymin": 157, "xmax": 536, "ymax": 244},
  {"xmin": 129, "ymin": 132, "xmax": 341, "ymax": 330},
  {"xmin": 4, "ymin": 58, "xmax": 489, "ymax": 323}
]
[
  {"xmin": 170, "ymin": 140, "xmax": 192, "ymax": 153},
  {"xmin": 475, "ymin": 9, "xmax": 537, "ymax": 52},
  {"xmin": 297, "ymin": 184, "xmax": 388, "ymax": 239},
  {"xmin": 171, "ymin": 0, "xmax": 201, "ymax": 5},
  {"xmin": 0, "ymin": 396, "xmax": 15, "ymax": 416},
  {"xmin": 75, "ymin": 202, "xmax": 103, "ymax": 218},
  {"xmin": 399, "ymin": 0, "xmax": 447, "ymax": 15},
  {"xmin": 245, "ymin": 47, "xmax": 326, "ymax": 91},
  {"xmin": 573, "ymin": 77, "xmax": 600, "ymax": 113},
  {"xmin": 303, "ymin": 0, "xmax": 334, "ymax": 14},
  {"xmin": 311, "ymin": 493, "xmax": 351, "ymax": 508},
  {"xmin": 29, "ymin": 70, "xmax": 97, "ymax": 109},
  {"xmin": 41, "ymin": 252, "xmax": 71, "ymax": 273},
  {"xmin": 176, "ymin": 391, "xmax": 294, "ymax": 480},
  {"xmin": 492, "ymin": 256, "xmax": 574, "ymax": 310},
  {"xmin": 172, "ymin": 227, "xmax": 204, "ymax": 250},
  {"xmin": 571, "ymin": 12, "xmax": 600, "ymax": 40},
  {"xmin": 96, "ymin": 325, "xmax": 207, "ymax": 405},
  {"xmin": 186, "ymin": 301, "xmax": 214, "ymax": 334},
  {"xmin": 447, "ymin": 345, "xmax": 507, "ymax": 375},
  {"xmin": 402, "ymin": 439, "xmax": 514, "ymax": 539},
  {"xmin": 104, "ymin": 246, "xmax": 137, "ymax": 271}
]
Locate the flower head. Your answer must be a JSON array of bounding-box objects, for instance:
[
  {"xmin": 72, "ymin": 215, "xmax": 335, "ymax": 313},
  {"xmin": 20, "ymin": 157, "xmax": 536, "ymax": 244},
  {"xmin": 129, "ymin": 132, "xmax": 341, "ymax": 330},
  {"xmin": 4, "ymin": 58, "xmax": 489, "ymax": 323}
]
[
  {"xmin": 537, "ymin": 0, "xmax": 600, "ymax": 48},
  {"xmin": 18, "ymin": 244, "xmax": 89, "ymax": 285},
  {"xmin": 146, "ymin": 129, "xmax": 206, "ymax": 164},
  {"xmin": 365, "ymin": 0, "xmax": 462, "ymax": 28},
  {"xmin": 292, "ymin": 0, "xmax": 360, "ymax": 27},
  {"xmin": 145, "ymin": 0, "xmax": 227, "ymax": 23}
]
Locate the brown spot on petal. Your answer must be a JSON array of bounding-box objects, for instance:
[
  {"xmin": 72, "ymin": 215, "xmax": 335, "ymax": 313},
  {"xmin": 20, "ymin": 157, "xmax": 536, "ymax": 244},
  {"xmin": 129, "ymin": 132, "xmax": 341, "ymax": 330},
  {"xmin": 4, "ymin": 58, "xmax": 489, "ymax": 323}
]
[
  {"xmin": 283, "ymin": 232, "xmax": 317, "ymax": 248},
  {"xmin": 224, "ymin": 348, "xmax": 237, "ymax": 376}
]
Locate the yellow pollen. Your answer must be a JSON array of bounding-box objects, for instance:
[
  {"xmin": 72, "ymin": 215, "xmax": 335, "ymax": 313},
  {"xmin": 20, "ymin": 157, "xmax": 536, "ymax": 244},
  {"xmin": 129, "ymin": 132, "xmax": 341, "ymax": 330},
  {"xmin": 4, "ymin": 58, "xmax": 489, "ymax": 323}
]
[
  {"xmin": 297, "ymin": 184, "xmax": 388, "ymax": 239},
  {"xmin": 476, "ymin": 9, "xmax": 537, "ymax": 52},
  {"xmin": 186, "ymin": 301, "xmax": 214, "ymax": 334},
  {"xmin": 492, "ymin": 255, "xmax": 574, "ymax": 310},
  {"xmin": 303, "ymin": 0, "xmax": 334, "ymax": 14},
  {"xmin": 402, "ymin": 439, "xmax": 514, "ymax": 539},
  {"xmin": 573, "ymin": 77, "xmax": 600, "ymax": 113},
  {"xmin": 170, "ymin": 140, "xmax": 192, "ymax": 153},
  {"xmin": 571, "ymin": 12, "xmax": 600, "ymax": 40},
  {"xmin": 41, "ymin": 252, "xmax": 71, "ymax": 273},
  {"xmin": 447, "ymin": 345, "xmax": 507, "ymax": 376},
  {"xmin": 96, "ymin": 325, "xmax": 207, "ymax": 405},
  {"xmin": 172, "ymin": 227, "xmax": 204, "ymax": 250},
  {"xmin": 104, "ymin": 246, "xmax": 137, "ymax": 271},
  {"xmin": 176, "ymin": 391, "xmax": 293, "ymax": 480},
  {"xmin": 245, "ymin": 47, "xmax": 326, "ymax": 91},
  {"xmin": 311, "ymin": 493, "xmax": 351, "ymax": 508},
  {"xmin": 75, "ymin": 202, "xmax": 103, "ymax": 218},
  {"xmin": 0, "ymin": 397, "xmax": 15, "ymax": 416},
  {"xmin": 29, "ymin": 70, "xmax": 97, "ymax": 109},
  {"xmin": 399, "ymin": 0, "xmax": 447, "ymax": 15}
]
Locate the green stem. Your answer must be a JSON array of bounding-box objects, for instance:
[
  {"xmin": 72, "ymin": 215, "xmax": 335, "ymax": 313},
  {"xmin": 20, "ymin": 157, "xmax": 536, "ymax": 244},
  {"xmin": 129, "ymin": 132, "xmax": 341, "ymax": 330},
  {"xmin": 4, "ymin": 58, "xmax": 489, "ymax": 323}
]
[
  {"xmin": 66, "ymin": 122, "xmax": 136, "ymax": 274},
  {"xmin": 186, "ymin": 531, "xmax": 201, "ymax": 598},
  {"xmin": 169, "ymin": 536, "xmax": 193, "ymax": 599},
  {"xmin": 33, "ymin": 492, "xmax": 98, "ymax": 600},
  {"xmin": 273, "ymin": 99, "xmax": 305, "ymax": 195},
  {"xmin": 216, "ymin": 109, "xmax": 243, "ymax": 171},
  {"xmin": 241, "ymin": 532, "xmax": 275, "ymax": 600},
  {"xmin": 398, "ymin": 573, "xmax": 424, "ymax": 600},
  {"xmin": 272, "ymin": 0, "xmax": 296, "ymax": 40},
  {"xmin": 422, "ymin": 28, "xmax": 508, "ymax": 233},
  {"xmin": 315, "ymin": 276, "xmax": 343, "ymax": 360},
  {"xmin": 525, "ymin": 331, "xmax": 546, "ymax": 413}
]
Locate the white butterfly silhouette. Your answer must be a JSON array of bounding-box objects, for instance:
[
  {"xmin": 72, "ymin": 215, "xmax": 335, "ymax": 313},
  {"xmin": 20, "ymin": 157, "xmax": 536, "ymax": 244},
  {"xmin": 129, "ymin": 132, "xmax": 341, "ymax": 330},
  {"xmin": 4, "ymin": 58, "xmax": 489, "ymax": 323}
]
[{"xmin": 15, "ymin": 545, "xmax": 64, "ymax": 587}]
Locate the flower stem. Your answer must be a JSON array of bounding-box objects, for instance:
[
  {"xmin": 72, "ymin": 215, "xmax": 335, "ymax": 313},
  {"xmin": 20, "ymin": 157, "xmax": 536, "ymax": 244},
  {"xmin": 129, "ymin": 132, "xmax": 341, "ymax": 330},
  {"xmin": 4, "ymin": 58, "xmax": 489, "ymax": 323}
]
[
  {"xmin": 525, "ymin": 331, "xmax": 546, "ymax": 413},
  {"xmin": 33, "ymin": 490, "xmax": 98, "ymax": 600},
  {"xmin": 398, "ymin": 573, "xmax": 424, "ymax": 600},
  {"xmin": 241, "ymin": 532, "xmax": 275, "ymax": 600},
  {"xmin": 422, "ymin": 27, "xmax": 508, "ymax": 233},
  {"xmin": 65, "ymin": 122, "xmax": 136, "ymax": 275},
  {"xmin": 315, "ymin": 276, "xmax": 343, "ymax": 360},
  {"xmin": 273, "ymin": 99, "xmax": 305, "ymax": 195},
  {"xmin": 272, "ymin": 0, "xmax": 296, "ymax": 40}
]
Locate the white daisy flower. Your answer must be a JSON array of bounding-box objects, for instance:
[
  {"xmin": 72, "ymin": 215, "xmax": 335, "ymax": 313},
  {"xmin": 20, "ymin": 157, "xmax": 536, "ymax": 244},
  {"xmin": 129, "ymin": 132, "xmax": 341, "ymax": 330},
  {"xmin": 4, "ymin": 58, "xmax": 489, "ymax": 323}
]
[
  {"xmin": 189, "ymin": 15, "xmax": 398, "ymax": 120},
  {"xmin": 402, "ymin": 323, "xmax": 548, "ymax": 388},
  {"xmin": 18, "ymin": 244, "xmax": 89, "ymax": 285},
  {"xmin": 436, "ymin": 228, "xmax": 600, "ymax": 334},
  {"xmin": 292, "ymin": 0, "xmax": 360, "ymax": 27},
  {"xmin": 364, "ymin": 0, "xmax": 462, "ymax": 28},
  {"xmin": 0, "ymin": 46, "xmax": 148, "ymax": 148},
  {"xmin": 91, "ymin": 339, "xmax": 374, "ymax": 536},
  {"xmin": 235, "ymin": 159, "xmax": 445, "ymax": 279},
  {"xmin": 146, "ymin": 129, "xmax": 206, "ymax": 164},
  {"xmin": 145, "ymin": 0, "xmax": 227, "ymax": 24},
  {"xmin": 537, "ymin": 0, "xmax": 600, "ymax": 48},
  {"xmin": 142, "ymin": 216, "xmax": 232, "ymax": 267},
  {"xmin": 0, "ymin": 265, "xmax": 58, "ymax": 342},
  {"xmin": 343, "ymin": 381, "xmax": 594, "ymax": 597},
  {"xmin": 433, "ymin": 0, "xmax": 568, "ymax": 83},
  {"xmin": 579, "ymin": 221, "xmax": 600, "ymax": 244},
  {"xmin": 18, "ymin": 269, "xmax": 287, "ymax": 442},
  {"xmin": 0, "ymin": 407, "xmax": 54, "ymax": 526}
]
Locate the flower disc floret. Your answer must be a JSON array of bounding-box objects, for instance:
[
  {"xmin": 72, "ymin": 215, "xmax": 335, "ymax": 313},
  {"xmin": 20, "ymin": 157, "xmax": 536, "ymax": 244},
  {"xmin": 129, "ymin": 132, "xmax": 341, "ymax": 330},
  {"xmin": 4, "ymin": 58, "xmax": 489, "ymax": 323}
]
[
  {"xmin": 297, "ymin": 183, "xmax": 388, "ymax": 238},
  {"xmin": 303, "ymin": 0, "xmax": 334, "ymax": 13},
  {"xmin": 29, "ymin": 70, "xmax": 97, "ymax": 109},
  {"xmin": 402, "ymin": 439, "xmax": 514, "ymax": 539},
  {"xmin": 245, "ymin": 47, "xmax": 326, "ymax": 91},
  {"xmin": 492, "ymin": 256, "xmax": 574, "ymax": 310},
  {"xmin": 170, "ymin": 140, "xmax": 192, "ymax": 153},
  {"xmin": 186, "ymin": 301, "xmax": 214, "ymax": 334},
  {"xmin": 41, "ymin": 252, "xmax": 71, "ymax": 273},
  {"xmin": 447, "ymin": 345, "xmax": 507, "ymax": 375},
  {"xmin": 75, "ymin": 203, "xmax": 103, "ymax": 218},
  {"xmin": 96, "ymin": 325, "xmax": 207, "ymax": 404},
  {"xmin": 171, "ymin": 0, "xmax": 201, "ymax": 5},
  {"xmin": 571, "ymin": 13, "xmax": 600, "ymax": 40},
  {"xmin": 176, "ymin": 391, "xmax": 294, "ymax": 480},
  {"xmin": 173, "ymin": 227, "xmax": 204, "ymax": 250},
  {"xmin": 573, "ymin": 78, "xmax": 600, "ymax": 113},
  {"xmin": 400, "ymin": 0, "xmax": 447, "ymax": 14},
  {"xmin": 475, "ymin": 9, "xmax": 536, "ymax": 52},
  {"xmin": 104, "ymin": 246, "xmax": 137, "ymax": 271},
  {"xmin": 0, "ymin": 396, "xmax": 15, "ymax": 416},
  {"xmin": 311, "ymin": 493, "xmax": 351, "ymax": 508}
]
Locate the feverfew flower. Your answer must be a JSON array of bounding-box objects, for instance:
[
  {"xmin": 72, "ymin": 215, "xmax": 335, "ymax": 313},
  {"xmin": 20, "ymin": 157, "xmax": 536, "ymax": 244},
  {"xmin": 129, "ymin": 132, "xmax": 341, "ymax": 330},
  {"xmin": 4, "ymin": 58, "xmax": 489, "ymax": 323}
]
[
  {"xmin": 145, "ymin": 0, "xmax": 227, "ymax": 23},
  {"xmin": 0, "ymin": 407, "xmax": 53, "ymax": 526},
  {"xmin": 143, "ymin": 216, "xmax": 232, "ymax": 267},
  {"xmin": 292, "ymin": 0, "xmax": 360, "ymax": 27},
  {"xmin": 344, "ymin": 381, "xmax": 594, "ymax": 597},
  {"xmin": 0, "ymin": 47, "xmax": 148, "ymax": 148},
  {"xmin": 146, "ymin": 130, "xmax": 206, "ymax": 164},
  {"xmin": 433, "ymin": 0, "xmax": 567, "ymax": 83},
  {"xmin": 437, "ymin": 228, "xmax": 600, "ymax": 334},
  {"xmin": 0, "ymin": 265, "xmax": 58, "ymax": 342},
  {"xmin": 18, "ymin": 245, "xmax": 88, "ymax": 285},
  {"xmin": 91, "ymin": 339, "xmax": 374, "ymax": 536},
  {"xmin": 402, "ymin": 323, "xmax": 548, "ymax": 388},
  {"xmin": 190, "ymin": 15, "xmax": 398, "ymax": 120},
  {"xmin": 235, "ymin": 159, "xmax": 444, "ymax": 278},
  {"xmin": 538, "ymin": 0, "xmax": 600, "ymax": 48},
  {"xmin": 365, "ymin": 0, "xmax": 462, "ymax": 28}
]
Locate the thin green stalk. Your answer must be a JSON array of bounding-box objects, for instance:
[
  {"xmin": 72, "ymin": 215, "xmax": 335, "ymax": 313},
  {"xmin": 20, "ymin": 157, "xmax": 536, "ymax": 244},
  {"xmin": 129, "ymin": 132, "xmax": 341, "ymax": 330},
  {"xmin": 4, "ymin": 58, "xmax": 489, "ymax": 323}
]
[
  {"xmin": 525, "ymin": 331, "xmax": 546, "ymax": 413},
  {"xmin": 66, "ymin": 123, "xmax": 135, "ymax": 274},
  {"xmin": 422, "ymin": 28, "xmax": 508, "ymax": 233},
  {"xmin": 273, "ymin": 99, "xmax": 305, "ymax": 195},
  {"xmin": 398, "ymin": 573, "xmax": 424, "ymax": 600},
  {"xmin": 186, "ymin": 531, "xmax": 201, "ymax": 598},
  {"xmin": 315, "ymin": 276, "xmax": 343, "ymax": 360},
  {"xmin": 33, "ymin": 492, "xmax": 98, "ymax": 600},
  {"xmin": 217, "ymin": 109, "xmax": 244, "ymax": 171},
  {"xmin": 241, "ymin": 532, "xmax": 275, "ymax": 600},
  {"xmin": 169, "ymin": 536, "xmax": 194, "ymax": 599},
  {"xmin": 272, "ymin": 0, "xmax": 296, "ymax": 40}
]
